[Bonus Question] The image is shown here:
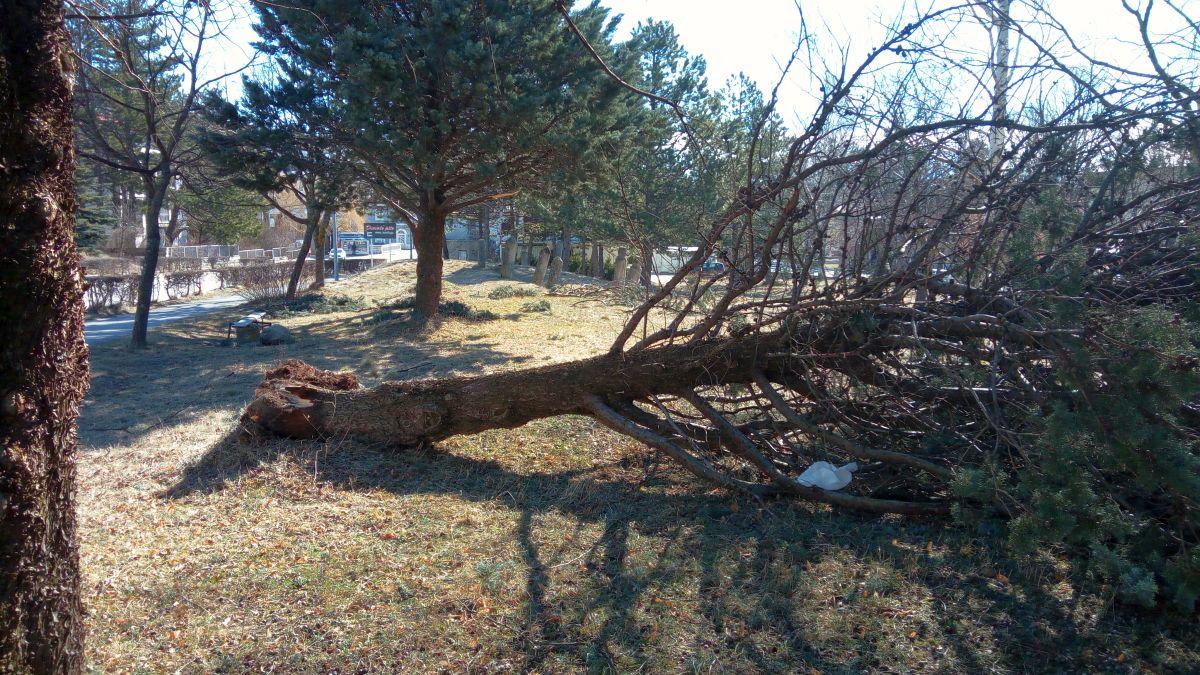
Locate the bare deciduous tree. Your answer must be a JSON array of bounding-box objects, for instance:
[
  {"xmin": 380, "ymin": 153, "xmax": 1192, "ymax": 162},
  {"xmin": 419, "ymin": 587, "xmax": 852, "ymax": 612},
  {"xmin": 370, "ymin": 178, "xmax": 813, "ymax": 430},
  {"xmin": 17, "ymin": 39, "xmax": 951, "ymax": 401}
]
[{"xmin": 70, "ymin": 0, "xmax": 253, "ymax": 346}]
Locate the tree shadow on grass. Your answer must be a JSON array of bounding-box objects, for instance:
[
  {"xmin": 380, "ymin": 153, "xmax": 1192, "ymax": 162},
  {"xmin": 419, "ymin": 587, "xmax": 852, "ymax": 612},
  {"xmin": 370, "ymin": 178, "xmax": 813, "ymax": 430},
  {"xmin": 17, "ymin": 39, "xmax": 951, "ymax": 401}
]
[{"xmin": 160, "ymin": 430, "xmax": 1195, "ymax": 673}]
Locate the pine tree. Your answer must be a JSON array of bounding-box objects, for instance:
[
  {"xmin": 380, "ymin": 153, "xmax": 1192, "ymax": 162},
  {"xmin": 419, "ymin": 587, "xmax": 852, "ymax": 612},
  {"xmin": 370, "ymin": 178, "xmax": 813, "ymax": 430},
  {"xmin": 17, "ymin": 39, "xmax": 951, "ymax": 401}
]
[
  {"xmin": 177, "ymin": 180, "xmax": 266, "ymax": 245},
  {"xmin": 73, "ymin": 162, "xmax": 118, "ymax": 251},
  {"xmin": 254, "ymin": 0, "xmax": 635, "ymax": 318},
  {"xmin": 201, "ymin": 66, "xmax": 356, "ymax": 299}
]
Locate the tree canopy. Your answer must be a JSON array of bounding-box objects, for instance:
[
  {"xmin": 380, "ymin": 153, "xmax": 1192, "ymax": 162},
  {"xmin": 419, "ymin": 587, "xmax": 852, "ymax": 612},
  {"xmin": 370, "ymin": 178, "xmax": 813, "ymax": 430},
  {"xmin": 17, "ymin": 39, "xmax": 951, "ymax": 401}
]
[{"xmin": 251, "ymin": 0, "xmax": 637, "ymax": 316}]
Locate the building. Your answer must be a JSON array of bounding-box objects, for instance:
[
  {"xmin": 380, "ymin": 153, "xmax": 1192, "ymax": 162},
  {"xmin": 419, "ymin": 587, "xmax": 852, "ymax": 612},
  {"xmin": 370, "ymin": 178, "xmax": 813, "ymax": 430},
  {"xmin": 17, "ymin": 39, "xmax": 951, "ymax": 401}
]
[
  {"xmin": 255, "ymin": 191, "xmax": 365, "ymax": 252},
  {"xmin": 362, "ymin": 204, "xmax": 413, "ymax": 248}
]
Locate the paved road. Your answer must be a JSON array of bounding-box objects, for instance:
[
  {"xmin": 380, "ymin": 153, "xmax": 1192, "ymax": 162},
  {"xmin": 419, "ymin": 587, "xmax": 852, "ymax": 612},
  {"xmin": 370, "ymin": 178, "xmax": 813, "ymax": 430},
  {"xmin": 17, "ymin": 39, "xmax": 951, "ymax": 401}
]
[{"xmin": 85, "ymin": 294, "xmax": 248, "ymax": 346}]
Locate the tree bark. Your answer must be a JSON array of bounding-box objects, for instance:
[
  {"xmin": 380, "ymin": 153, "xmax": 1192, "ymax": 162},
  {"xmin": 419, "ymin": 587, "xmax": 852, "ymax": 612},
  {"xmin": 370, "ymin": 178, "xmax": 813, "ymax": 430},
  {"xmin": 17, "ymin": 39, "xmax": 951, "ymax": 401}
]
[
  {"xmin": 533, "ymin": 244, "xmax": 551, "ymax": 286},
  {"xmin": 0, "ymin": 1, "xmax": 88, "ymax": 670},
  {"xmin": 240, "ymin": 335, "xmax": 950, "ymax": 517},
  {"xmin": 285, "ymin": 211, "xmax": 321, "ymax": 301},
  {"xmin": 591, "ymin": 242, "xmax": 603, "ymax": 278},
  {"xmin": 413, "ymin": 209, "xmax": 447, "ymax": 319},
  {"xmin": 628, "ymin": 257, "xmax": 643, "ymax": 289},
  {"xmin": 613, "ymin": 246, "xmax": 628, "ymax": 285},
  {"xmin": 500, "ymin": 235, "xmax": 518, "ymax": 279},
  {"xmin": 131, "ymin": 174, "xmax": 167, "ymax": 348},
  {"xmin": 165, "ymin": 200, "xmax": 181, "ymax": 245},
  {"xmin": 986, "ymin": 0, "xmax": 1012, "ymax": 166},
  {"xmin": 243, "ymin": 337, "xmax": 776, "ymax": 445},
  {"xmin": 637, "ymin": 242, "xmax": 652, "ymax": 287}
]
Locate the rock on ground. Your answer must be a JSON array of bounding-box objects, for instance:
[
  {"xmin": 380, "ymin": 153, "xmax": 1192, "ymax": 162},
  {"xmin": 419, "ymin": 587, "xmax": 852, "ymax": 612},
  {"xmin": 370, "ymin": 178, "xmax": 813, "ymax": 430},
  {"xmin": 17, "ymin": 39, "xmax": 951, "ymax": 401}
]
[{"xmin": 260, "ymin": 324, "xmax": 294, "ymax": 346}]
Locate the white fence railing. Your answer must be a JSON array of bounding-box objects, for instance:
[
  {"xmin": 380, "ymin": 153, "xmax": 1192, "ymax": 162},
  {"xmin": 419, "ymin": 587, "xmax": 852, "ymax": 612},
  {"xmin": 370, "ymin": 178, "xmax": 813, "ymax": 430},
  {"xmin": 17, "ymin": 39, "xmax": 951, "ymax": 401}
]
[
  {"xmin": 381, "ymin": 243, "xmax": 416, "ymax": 262},
  {"xmin": 163, "ymin": 244, "xmax": 238, "ymax": 259},
  {"xmin": 164, "ymin": 242, "xmax": 304, "ymax": 261}
]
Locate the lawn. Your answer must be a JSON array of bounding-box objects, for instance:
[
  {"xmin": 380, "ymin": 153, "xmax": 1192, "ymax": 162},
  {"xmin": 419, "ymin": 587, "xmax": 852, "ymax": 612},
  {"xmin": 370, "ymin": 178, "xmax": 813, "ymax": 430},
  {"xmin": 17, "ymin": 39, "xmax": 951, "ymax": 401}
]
[{"xmin": 78, "ymin": 260, "xmax": 1199, "ymax": 673}]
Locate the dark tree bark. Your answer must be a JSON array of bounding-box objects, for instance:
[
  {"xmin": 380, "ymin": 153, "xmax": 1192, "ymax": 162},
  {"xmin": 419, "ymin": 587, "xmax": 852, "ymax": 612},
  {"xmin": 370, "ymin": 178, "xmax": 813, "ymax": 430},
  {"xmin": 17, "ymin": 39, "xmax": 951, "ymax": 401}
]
[
  {"xmin": 638, "ymin": 242, "xmax": 653, "ymax": 287},
  {"xmin": 285, "ymin": 212, "xmax": 321, "ymax": 301},
  {"xmin": 312, "ymin": 212, "xmax": 331, "ymax": 289},
  {"xmin": 131, "ymin": 175, "xmax": 167, "ymax": 347},
  {"xmin": 413, "ymin": 209, "xmax": 447, "ymax": 319},
  {"xmin": 0, "ymin": 1, "xmax": 89, "ymax": 671},
  {"xmin": 164, "ymin": 200, "xmax": 181, "ymax": 245}
]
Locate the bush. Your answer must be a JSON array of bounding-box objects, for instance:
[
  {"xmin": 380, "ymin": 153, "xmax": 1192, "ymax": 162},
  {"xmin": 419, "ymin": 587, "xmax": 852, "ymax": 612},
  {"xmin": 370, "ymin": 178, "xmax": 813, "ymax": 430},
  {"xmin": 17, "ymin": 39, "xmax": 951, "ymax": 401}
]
[
  {"xmin": 231, "ymin": 262, "xmax": 294, "ymax": 302},
  {"xmin": 159, "ymin": 257, "xmax": 203, "ymax": 273},
  {"xmin": 85, "ymin": 274, "xmax": 139, "ymax": 311},
  {"xmin": 521, "ymin": 299, "xmax": 551, "ymax": 313},
  {"xmin": 488, "ymin": 284, "xmax": 539, "ymax": 299},
  {"xmin": 164, "ymin": 270, "xmax": 205, "ymax": 300},
  {"xmin": 386, "ymin": 297, "xmax": 498, "ymax": 321},
  {"xmin": 269, "ymin": 294, "xmax": 364, "ymax": 318}
]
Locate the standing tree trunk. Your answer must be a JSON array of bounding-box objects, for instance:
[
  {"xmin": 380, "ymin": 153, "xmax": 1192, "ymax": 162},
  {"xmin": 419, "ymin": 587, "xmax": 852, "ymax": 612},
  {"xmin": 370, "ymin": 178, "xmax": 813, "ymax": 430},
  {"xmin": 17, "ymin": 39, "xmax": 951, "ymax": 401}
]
[
  {"xmin": 500, "ymin": 235, "xmax": 518, "ymax": 279},
  {"xmin": 986, "ymin": 0, "xmax": 1012, "ymax": 166},
  {"xmin": 533, "ymin": 244, "xmax": 551, "ymax": 286},
  {"xmin": 285, "ymin": 211, "xmax": 321, "ymax": 301},
  {"xmin": 476, "ymin": 203, "xmax": 489, "ymax": 269},
  {"xmin": 131, "ymin": 174, "xmax": 168, "ymax": 347},
  {"xmin": 413, "ymin": 208, "xmax": 447, "ymax": 318},
  {"xmin": 0, "ymin": 1, "xmax": 88, "ymax": 670},
  {"xmin": 637, "ymin": 242, "xmax": 653, "ymax": 287},
  {"xmin": 613, "ymin": 246, "xmax": 628, "ymax": 285},
  {"xmin": 312, "ymin": 210, "xmax": 331, "ymax": 290},
  {"xmin": 164, "ymin": 200, "xmax": 181, "ymax": 246},
  {"xmin": 627, "ymin": 257, "xmax": 643, "ymax": 289}
]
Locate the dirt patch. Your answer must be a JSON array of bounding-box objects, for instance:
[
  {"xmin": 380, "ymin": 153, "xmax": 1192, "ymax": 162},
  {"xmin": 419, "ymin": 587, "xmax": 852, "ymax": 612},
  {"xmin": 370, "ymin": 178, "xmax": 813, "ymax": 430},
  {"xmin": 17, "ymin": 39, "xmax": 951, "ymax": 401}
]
[{"xmin": 260, "ymin": 359, "xmax": 359, "ymax": 391}]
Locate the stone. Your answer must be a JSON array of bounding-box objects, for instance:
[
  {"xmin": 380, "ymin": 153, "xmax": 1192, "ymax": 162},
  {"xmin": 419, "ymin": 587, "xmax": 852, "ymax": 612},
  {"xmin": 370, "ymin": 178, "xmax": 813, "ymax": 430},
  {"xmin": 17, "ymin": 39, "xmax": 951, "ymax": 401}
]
[{"xmin": 260, "ymin": 324, "xmax": 294, "ymax": 346}]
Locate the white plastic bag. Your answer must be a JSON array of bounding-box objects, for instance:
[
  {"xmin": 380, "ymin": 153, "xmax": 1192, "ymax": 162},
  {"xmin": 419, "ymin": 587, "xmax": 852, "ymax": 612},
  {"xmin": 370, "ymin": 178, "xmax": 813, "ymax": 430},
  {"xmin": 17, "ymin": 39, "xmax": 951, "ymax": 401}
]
[{"xmin": 794, "ymin": 461, "xmax": 859, "ymax": 490}]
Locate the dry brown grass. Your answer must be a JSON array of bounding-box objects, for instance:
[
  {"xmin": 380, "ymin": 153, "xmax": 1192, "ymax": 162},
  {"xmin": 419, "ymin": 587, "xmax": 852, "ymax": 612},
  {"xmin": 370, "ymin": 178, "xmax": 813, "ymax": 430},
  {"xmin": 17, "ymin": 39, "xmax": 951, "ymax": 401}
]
[{"xmin": 78, "ymin": 260, "xmax": 1199, "ymax": 673}]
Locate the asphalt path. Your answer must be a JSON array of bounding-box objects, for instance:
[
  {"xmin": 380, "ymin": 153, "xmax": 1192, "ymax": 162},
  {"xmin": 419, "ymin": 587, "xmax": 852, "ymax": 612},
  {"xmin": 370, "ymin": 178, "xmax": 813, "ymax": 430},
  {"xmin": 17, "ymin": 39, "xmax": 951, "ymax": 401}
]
[{"xmin": 84, "ymin": 294, "xmax": 247, "ymax": 346}]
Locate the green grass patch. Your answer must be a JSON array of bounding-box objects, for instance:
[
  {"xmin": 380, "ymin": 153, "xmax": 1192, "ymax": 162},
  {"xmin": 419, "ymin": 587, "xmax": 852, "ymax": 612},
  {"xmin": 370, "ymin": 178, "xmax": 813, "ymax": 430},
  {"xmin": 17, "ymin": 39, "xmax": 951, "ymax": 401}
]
[
  {"xmin": 374, "ymin": 297, "xmax": 499, "ymax": 322},
  {"xmin": 266, "ymin": 293, "xmax": 365, "ymax": 318},
  {"xmin": 521, "ymin": 299, "xmax": 552, "ymax": 313},
  {"xmin": 488, "ymin": 284, "xmax": 540, "ymax": 299}
]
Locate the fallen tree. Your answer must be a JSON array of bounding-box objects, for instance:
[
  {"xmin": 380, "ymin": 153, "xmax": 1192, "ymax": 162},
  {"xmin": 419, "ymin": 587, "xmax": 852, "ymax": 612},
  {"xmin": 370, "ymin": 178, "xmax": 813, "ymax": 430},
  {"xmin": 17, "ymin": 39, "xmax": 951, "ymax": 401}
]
[{"xmin": 240, "ymin": 3, "xmax": 1200, "ymax": 610}]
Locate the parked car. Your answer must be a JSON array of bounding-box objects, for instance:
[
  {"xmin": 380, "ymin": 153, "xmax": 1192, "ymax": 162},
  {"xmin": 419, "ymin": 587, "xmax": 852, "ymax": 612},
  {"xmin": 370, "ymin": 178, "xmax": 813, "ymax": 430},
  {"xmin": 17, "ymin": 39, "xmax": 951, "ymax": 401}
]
[{"xmin": 699, "ymin": 259, "xmax": 726, "ymax": 276}]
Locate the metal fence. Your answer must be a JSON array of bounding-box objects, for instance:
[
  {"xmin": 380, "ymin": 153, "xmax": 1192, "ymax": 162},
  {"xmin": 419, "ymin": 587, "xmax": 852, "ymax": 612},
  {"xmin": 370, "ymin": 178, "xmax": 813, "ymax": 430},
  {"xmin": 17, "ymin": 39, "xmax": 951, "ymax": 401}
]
[
  {"xmin": 163, "ymin": 242, "xmax": 304, "ymax": 261},
  {"xmin": 163, "ymin": 244, "xmax": 238, "ymax": 259}
]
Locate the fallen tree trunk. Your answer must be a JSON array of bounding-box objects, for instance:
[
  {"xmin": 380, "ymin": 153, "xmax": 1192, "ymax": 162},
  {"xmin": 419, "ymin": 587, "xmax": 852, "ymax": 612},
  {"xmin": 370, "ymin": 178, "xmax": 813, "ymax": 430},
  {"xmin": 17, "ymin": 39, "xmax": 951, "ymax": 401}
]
[
  {"xmin": 240, "ymin": 331, "xmax": 953, "ymax": 516},
  {"xmin": 242, "ymin": 335, "xmax": 780, "ymax": 444}
]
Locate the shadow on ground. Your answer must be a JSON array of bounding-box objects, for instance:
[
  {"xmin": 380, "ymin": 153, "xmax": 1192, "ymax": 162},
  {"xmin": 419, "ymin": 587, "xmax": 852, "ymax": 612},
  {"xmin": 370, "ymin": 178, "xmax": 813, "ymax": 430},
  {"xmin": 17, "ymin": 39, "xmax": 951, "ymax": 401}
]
[
  {"xmin": 79, "ymin": 298, "xmax": 522, "ymax": 448},
  {"xmin": 161, "ymin": 427, "xmax": 1194, "ymax": 673},
  {"xmin": 82, "ymin": 271, "xmax": 1196, "ymax": 672}
]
